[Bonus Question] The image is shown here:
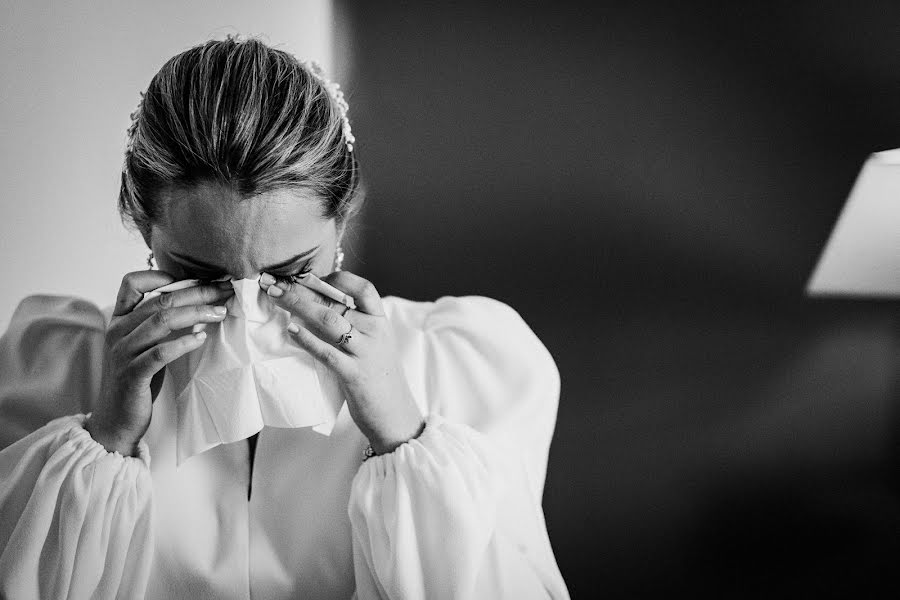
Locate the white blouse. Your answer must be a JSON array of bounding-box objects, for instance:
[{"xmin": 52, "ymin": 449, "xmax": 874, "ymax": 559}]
[{"xmin": 0, "ymin": 293, "xmax": 569, "ymax": 599}]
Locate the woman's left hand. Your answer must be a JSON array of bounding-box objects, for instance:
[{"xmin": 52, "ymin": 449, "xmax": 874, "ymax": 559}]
[{"xmin": 259, "ymin": 271, "xmax": 425, "ymax": 455}]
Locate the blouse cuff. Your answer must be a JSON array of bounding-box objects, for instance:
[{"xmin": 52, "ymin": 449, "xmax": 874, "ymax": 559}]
[
  {"xmin": 362, "ymin": 412, "xmax": 441, "ymax": 466},
  {"xmin": 351, "ymin": 414, "xmax": 509, "ymax": 541},
  {"xmin": 357, "ymin": 413, "xmax": 505, "ymax": 485},
  {"xmin": 348, "ymin": 414, "xmax": 511, "ymax": 595},
  {"xmin": 60, "ymin": 412, "xmax": 151, "ymax": 472},
  {"xmin": 0, "ymin": 412, "xmax": 155, "ymax": 598}
]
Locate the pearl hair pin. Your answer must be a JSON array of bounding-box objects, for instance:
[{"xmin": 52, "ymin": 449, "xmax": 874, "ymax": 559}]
[{"xmin": 301, "ymin": 59, "xmax": 356, "ymax": 153}]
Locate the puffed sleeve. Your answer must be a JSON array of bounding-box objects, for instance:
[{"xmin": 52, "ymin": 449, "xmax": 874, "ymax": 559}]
[
  {"xmin": 0, "ymin": 295, "xmax": 106, "ymax": 448},
  {"xmin": 0, "ymin": 295, "xmax": 154, "ymax": 599},
  {"xmin": 348, "ymin": 296, "xmax": 570, "ymax": 599}
]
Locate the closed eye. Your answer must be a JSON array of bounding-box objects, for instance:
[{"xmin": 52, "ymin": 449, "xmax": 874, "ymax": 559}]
[
  {"xmin": 172, "ymin": 255, "xmax": 317, "ymax": 282},
  {"xmin": 271, "ymin": 260, "xmax": 314, "ymax": 285}
]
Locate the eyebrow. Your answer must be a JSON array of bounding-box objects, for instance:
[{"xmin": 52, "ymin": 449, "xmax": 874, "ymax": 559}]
[{"xmin": 170, "ymin": 246, "xmax": 320, "ymax": 273}]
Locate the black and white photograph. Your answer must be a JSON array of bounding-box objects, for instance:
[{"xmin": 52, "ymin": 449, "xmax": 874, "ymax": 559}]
[{"xmin": 1, "ymin": 2, "xmax": 899, "ymax": 598}]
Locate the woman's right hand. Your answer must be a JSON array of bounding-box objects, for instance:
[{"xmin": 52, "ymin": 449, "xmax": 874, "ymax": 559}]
[{"xmin": 85, "ymin": 270, "xmax": 235, "ymax": 456}]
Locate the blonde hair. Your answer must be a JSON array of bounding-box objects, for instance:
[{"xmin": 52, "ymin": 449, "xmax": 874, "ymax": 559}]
[{"xmin": 119, "ymin": 34, "xmax": 364, "ymax": 241}]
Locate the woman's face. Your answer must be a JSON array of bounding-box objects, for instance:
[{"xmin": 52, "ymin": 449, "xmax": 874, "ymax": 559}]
[{"xmin": 149, "ymin": 182, "xmax": 339, "ymax": 283}]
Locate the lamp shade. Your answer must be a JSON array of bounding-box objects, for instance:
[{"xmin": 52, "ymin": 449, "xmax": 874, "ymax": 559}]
[{"xmin": 806, "ymin": 149, "xmax": 900, "ymax": 298}]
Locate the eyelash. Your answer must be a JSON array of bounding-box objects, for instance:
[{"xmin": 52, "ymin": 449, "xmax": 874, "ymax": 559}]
[
  {"xmin": 185, "ymin": 259, "xmax": 314, "ymax": 283},
  {"xmin": 271, "ymin": 262, "xmax": 314, "ymax": 285}
]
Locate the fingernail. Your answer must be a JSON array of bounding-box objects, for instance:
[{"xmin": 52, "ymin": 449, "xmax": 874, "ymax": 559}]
[
  {"xmin": 211, "ymin": 306, "xmax": 227, "ymax": 316},
  {"xmin": 194, "ymin": 331, "xmax": 207, "ymax": 342},
  {"xmin": 267, "ymin": 285, "xmax": 283, "ymax": 298},
  {"xmin": 260, "ymin": 273, "xmax": 276, "ymax": 285},
  {"xmin": 287, "ymin": 322, "xmax": 300, "ymax": 333},
  {"xmin": 192, "ymin": 323, "xmax": 207, "ymax": 334},
  {"xmin": 217, "ymin": 280, "xmax": 234, "ymax": 289}
]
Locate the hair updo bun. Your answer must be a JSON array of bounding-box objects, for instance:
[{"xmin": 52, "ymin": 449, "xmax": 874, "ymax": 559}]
[{"xmin": 119, "ymin": 34, "xmax": 364, "ymax": 242}]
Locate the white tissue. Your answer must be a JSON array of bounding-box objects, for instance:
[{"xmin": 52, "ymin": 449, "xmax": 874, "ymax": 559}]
[{"xmin": 137, "ymin": 277, "xmax": 345, "ymax": 466}]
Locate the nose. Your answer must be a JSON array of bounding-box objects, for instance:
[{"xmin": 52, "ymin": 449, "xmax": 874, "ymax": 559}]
[
  {"xmin": 227, "ymin": 277, "xmax": 274, "ymax": 323},
  {"xmin": 225, "ymin": 269, "xmax": 260, "ymax": 281},
  {"xmin": 221, "ymin": 259, "xmax": 262, "ymax": 282}
]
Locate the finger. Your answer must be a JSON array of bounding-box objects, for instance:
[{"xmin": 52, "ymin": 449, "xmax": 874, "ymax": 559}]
[
  {"xmin": 129, "ymin": 330, "xmax": 208, "ymax": 383},
  {"xmin": 295, "ymin": 296, "xmax": 362, "ymax": 354},
  {"xmin": 114, "ymin": 270, "xmax": 177, "ymax": 317},
  {"xmin": 259, "ymin": 273, "xmax": 347, "ymax": 312},
  {"xmin": 116, "ymin": 282, "xmax": 235, "ymax": 334},
  {"xmin": 286, "ymin": 321, "xmax": 355, "ymax": 377},
  {"xmin": 320, "ymin": 271, "xmax": 385, "ymax": 317},
  {"xmin": 122, "ymin": 304, "xmax": 228, "ymax": 355},
  {"xmin": 259, "ymin": 272, "xmax": 380, "ymax": 326},
  {"xmin": 259, "ymin": 275, "xmax": 376, "ymax": 340}
]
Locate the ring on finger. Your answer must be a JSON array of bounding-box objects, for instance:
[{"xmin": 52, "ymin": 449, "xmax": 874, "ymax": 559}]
[{"xmin": 336, "ymin": 322, "xmax": 353, "ymax": 346}]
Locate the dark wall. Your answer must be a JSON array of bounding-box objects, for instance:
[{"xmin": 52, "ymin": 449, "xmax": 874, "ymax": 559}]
[{"xmin": 340, "ymin": 2, "xmax": 900, "ymax": 597}]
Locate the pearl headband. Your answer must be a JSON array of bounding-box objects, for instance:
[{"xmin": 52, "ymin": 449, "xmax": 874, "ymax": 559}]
[{"xmin": 301, "ymin": 59, "xmax": 356, "ymax": 153}]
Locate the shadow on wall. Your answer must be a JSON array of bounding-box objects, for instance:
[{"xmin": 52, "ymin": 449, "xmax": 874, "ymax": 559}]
[{"xmin": 341, "ymin": 0, "xmax": 900, "ymax": 596}]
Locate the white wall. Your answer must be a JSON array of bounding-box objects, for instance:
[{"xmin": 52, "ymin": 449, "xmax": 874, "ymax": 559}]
[{"xmin": 0, "ymin": 0, "xmax": 334, "ymax": 332}]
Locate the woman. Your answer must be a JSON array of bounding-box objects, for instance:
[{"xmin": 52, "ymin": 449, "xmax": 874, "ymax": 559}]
[{"xmin": 0, "ymin": 35, "xmax": 569, "ymax": 599}]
